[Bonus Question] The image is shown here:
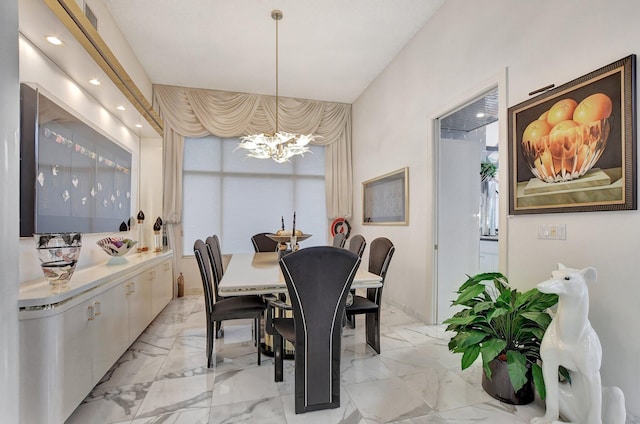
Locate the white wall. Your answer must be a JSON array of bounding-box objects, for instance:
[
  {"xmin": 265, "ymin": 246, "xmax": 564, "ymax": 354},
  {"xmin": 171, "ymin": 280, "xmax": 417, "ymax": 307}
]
[
  {"xmin": 18, "ymin": 35, "xmax": 142, "ymax": 282},
  {"xmin": 352, "ymin": 0, "xmax": 640, "ymax": 415},
  {"xmin": 0, "ymin": 0, "xmax": 21, "ymax": 420}
]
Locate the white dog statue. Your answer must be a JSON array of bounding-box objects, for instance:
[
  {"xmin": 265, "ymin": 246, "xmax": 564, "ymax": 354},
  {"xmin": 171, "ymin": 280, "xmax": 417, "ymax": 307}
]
[{"xmin": 531, "ymin": 264, "xmax": 626, "ymax": 424}]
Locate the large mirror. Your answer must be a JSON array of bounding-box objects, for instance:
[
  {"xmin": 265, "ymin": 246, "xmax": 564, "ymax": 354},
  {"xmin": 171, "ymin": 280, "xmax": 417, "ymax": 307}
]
[{"xmin": 20, "ymin": 83, "xmax": 132, "ymax": 237}]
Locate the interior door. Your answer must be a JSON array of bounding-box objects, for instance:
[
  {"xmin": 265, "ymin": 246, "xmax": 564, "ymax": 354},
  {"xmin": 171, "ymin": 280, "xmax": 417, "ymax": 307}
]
[{"xmin": 436, "ymin": 136, "xmax": 482, "ymax": 323}]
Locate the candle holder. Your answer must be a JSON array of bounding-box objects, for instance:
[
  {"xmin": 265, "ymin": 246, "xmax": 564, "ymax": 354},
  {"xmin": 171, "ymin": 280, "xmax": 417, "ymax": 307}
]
[
  {"xmin": 136, "ymin": 210, "xmax": 148, "ymax": 252},
  {"xmin": 153, "ymin": 217, "xmax": 163, "ymax": 252}
]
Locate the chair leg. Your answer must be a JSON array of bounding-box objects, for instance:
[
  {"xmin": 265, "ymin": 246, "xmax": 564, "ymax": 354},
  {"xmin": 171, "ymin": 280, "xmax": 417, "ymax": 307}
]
[
  {"xmin": 365, "ymin": 310, "xmax": 381, "ymax": 354},
  {"xmin": 346, "ymin": 313, "xmax": 356, "ymax": 328},
  {"xmin": 215, "ymin": 321, "xmax": 222, "ymax": 339},
  {"xmin": 273, "ymin": 333, "xmax": 284, "ymax": 381},
  {"xmin": 346, "ymin": 290, "xmax": 356, "ymax": 328},
  {"xmin": 206, "ymin": 320, "xmax": 214, "ymax": 368},
  {"xmin": 254, "ymin": 317, "xmax": 258, "ymax": 347},
  {"xmin": 256, "ymin": 316, "xmax": 261, "ymax": 366}
]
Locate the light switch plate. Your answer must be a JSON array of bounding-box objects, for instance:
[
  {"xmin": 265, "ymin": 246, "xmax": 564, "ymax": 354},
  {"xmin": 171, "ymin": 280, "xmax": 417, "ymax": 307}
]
[{"xmin": 537, "ymin": 224, "xmax": 566, "ymax": 240}]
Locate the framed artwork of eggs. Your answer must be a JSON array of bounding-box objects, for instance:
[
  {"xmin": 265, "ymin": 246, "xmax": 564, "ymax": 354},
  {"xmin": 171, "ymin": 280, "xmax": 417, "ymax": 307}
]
[{"xmin": 508, "ymin": 54, "xmax": 636, "ymax": 214}]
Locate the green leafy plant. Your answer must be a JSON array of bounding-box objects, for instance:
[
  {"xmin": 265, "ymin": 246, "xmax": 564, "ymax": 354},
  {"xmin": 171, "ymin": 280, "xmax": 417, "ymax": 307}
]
[
  {"xmin": 444, "ymin": 272, "xmax": 558, "ymax": 400},
  {"xmin": 480, "ymin": 160, "xmax": 497, "ymax": 182}
]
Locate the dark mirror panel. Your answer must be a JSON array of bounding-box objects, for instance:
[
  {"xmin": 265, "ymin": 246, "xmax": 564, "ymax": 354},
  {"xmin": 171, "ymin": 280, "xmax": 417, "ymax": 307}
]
[{"xmin": 20, "ymin": 83, "xmax": 132, "ymax": 237}]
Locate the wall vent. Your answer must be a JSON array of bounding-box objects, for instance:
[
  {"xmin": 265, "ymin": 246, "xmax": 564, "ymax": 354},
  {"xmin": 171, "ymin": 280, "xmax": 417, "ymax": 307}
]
[{"xmin": 84, "ymin": 3, "xmax": 98, "ymax": 30}]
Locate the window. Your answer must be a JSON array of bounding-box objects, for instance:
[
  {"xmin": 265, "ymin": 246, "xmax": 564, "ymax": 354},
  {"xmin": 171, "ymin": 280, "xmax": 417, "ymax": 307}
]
[{"xmin": 182, "ymin": 135, "xmax": 326, "ymax": 254}]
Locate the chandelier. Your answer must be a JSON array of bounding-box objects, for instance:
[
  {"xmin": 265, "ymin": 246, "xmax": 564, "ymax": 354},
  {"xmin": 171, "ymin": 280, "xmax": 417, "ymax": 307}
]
[{"xmin": 236, "ymin": 10, "xmax": 316, "ymax": 163}]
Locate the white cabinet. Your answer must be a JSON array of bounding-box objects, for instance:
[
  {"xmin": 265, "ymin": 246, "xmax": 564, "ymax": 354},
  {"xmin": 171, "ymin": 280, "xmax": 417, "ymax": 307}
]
[
  {"xmin": 19, "ymin": 252, "xmax": 173, "ymax": 424},
  {"xmin": 151, "ymin": 260, "xmax": 173, "ymax": 316},
  {"xmin": 126, "ymin": 274, "xmax": 153, "ymax": 341},
  {"xmin": 61, "ymin": 296, "xmax": 95, "ymax": 419},
  {"xmin": 92, "ymin": 282, "xmax": 129, "ymax": 380}
]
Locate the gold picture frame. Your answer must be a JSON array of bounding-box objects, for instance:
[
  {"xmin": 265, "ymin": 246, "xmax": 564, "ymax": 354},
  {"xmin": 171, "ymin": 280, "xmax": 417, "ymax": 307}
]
[
  {"xmin": 508, "ymin": 55, "xmax": 636, "ymax": 214},
  {"xmin": 362, "ymin": 167, "xmax": 409, "ymax": 225}
]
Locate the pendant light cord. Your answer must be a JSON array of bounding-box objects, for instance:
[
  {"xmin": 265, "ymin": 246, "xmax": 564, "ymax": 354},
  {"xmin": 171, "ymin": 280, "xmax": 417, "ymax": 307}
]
[{"xmin": 272, "ymin": 10, "xmax": 282, "ymax": 134}]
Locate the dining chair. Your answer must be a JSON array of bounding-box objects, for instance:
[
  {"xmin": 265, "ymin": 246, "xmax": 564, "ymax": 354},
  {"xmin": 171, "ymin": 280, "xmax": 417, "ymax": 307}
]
[
  {"xmin": 345, "ymin": 234, "xmax": 366, "ymax": 328},
  {"xmin": 251, "ymin": 232, "xmax": 279, "ymax": 252},
  {"xmin": 194, "ymin": 239, "xmax": 266, "ymax": 368},
  {"xmin": 205, "ymin": 235, "xmax": 225, "ymax": 296},
  {"xmin": 205, "ymin": 235, "xmax": 266, "ymax": 340},
  {"xmin": 332, "ymin": 232, "xmax": 346, "ymax": 248},
  {"xmin": 347, "ymin": 234, "xmax": 366, "ymax": 258},
  {"xmin": 345, "ymin": 237, "xmax": 395, "ymax": 354},
  {"xmin": 266, "ymin": 246, "xmax": 360, "ymax": 414}
]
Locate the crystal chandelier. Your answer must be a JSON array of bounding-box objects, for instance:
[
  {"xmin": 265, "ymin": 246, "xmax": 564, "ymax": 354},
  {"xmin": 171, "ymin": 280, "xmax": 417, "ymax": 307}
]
[{"xmin": 236, "ymin": 10, "xmax": 316, "ymax": 163}]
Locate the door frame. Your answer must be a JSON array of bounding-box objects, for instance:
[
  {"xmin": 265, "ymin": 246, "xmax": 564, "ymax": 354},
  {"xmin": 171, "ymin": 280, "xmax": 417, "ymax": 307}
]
[{"xmin": 429, "ymin": 68, "xmax": 509, "ymax": 323}]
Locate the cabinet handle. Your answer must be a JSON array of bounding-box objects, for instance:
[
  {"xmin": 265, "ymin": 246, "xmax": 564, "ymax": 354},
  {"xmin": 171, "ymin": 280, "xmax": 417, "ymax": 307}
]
[
  {"xmin": 129, "ymin": 281, "xmax": 136, "ymax": 294},
  {"xmin": 150, "ymin": 270, "xmax": 157, "ymax": 280},
  {"xmin": 94, "ymin": 301, "xmax": 101, "ymax": 316},
  {"xmin": 163, "ymin": 263, "xmax": 170, "ymax": 271},
  {"xmin": 125, "ymin": 282, "xmax": 132, "ymax": 295},
  {"xmin": 87, "ymin": 305, "xmax": 95, "ymax": 321}
]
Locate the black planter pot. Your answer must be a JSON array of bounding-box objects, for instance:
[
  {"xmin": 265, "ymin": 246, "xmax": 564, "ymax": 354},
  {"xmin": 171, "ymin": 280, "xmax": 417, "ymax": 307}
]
[{"xmin": 481, "ymin": 357, "xmax": 534, "ymax": 405}]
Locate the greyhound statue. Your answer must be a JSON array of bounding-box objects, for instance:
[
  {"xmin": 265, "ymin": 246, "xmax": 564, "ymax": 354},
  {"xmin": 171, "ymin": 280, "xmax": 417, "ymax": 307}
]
[{"xmin": 531, "ymin": 264, "xmax": 626, "ymax": 424}]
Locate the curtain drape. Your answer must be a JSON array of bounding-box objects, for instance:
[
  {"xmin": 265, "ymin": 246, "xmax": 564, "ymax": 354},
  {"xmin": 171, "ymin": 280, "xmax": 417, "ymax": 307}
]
[{"xmin": 152, "ymin": 84, "xmax": 352, "ymax": 224}]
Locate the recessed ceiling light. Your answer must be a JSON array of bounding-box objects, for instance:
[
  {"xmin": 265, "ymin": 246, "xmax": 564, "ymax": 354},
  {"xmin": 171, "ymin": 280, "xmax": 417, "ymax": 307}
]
[
  {"xmin": 89, "ymin": 78, "xmax": 101, "ymax": 86},
  {"xmin": 135, "ymin": 124, "xmax": 143, "ymax": 128},
  {"xmin": 46, "ymin": 36, "xmax": 63, "ymax": 46},
  {"xmin": 476, "ymin": 112, "xmax": 486, "ymax": 118},
  {"xmin": 116, "ymin": 105, "xmax": 126, "ymax": 111}
]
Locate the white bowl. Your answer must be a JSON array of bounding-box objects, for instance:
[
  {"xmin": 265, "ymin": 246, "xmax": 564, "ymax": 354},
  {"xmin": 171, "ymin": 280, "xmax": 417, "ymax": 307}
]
[{"xmin": 96, "ymin": 237, "xmax": 138, "ymax": 257}]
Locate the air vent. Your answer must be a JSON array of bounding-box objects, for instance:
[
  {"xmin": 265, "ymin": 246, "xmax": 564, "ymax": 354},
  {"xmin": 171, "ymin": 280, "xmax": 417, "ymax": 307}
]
[{"xmin": 84, "ymin": 3, "xmax": 98, "ymax": 30}]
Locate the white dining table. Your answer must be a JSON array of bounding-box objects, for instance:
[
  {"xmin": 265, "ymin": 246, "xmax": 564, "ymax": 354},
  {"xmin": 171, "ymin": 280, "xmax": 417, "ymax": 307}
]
[{"xmin": 219, "ymin": 252, "xmax": 381, "ymax": 296}]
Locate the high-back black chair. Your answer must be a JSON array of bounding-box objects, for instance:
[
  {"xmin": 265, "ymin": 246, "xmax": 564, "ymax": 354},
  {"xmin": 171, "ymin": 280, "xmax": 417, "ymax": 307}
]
[
  {"xmin": 267, "ymin": 246, "xmax": 360, "ymax": 414},
  {"xmin": 344, "ymin": 234, "xmax": 367, "ymax": 328},
  {"xmin": 332, "ymin": 232, "xmax": 346, "ymax": 248},
  {"xmin": 194, "ymin": 239, "xmax": 266, "ymax": 368},
  {"xmin": 345, "ymin": 237, "xmax": 395, "ymax": 354},
  {"xmin": 251, "ymin": 232, "xmax": 279, "ymax": 252},
  {"xmin": 205, "ymin": 235, "xmax": 267, "ymax": 338},
  {"xmin": 205, "ymin": 235, "xmax": 225, "ymax": 302},
  {"xmin": 347, "ymin": 234, "xmax": 366, "ymax": 258}
]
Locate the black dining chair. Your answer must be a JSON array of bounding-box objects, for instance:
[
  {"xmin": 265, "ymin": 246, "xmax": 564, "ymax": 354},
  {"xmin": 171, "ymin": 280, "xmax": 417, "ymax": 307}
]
[
  {"xmin": 205, "ymin": 235, "xmax": 225, "ymax": 297},
  {"xmin": 251, "ymin": 232, "xmax": 279, "ymax": 252},
  {"xmin": 332, "ymin": 232, "xmax": 346, "ymax": 248},
  {"xmin": 345, "ymin": 234, "xmax": 366, "ymax": 328},
  {"xmin": 345, "ymin": 237, "xmax": 395, "ymax": 354},
  {"xmin": 347, "ymin": 234, "xmax": 366, "ymax": 258},
  {"xmin": 205, "ymin": 235, "xmax": 266, "ymax": 340},
  {"xmin": 267, "ymin": 246, "xmax": 360, "ymax": 414},
  {"xmin": 194, "ymin": 239, "xmax": 266, "ymax": 368}
]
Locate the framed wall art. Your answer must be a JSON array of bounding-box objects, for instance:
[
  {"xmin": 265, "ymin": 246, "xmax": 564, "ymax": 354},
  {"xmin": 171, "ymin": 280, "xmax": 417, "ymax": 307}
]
[
  {"xmin": 20, "ymin": 83, "xmax": 133, "ymax": 236},
  {"xmin": 508, "ymin": 54, "xmax": 636, "ymax": 214},
  {"xmin": 362, "ymin": 167, "xmax": 409, "ymax": 225}
]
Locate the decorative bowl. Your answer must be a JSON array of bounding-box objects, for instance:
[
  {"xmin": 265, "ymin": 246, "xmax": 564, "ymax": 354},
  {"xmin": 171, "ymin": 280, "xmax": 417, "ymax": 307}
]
[
  {"xmin": 266, "ymin": 233, "xmax": 312, "ymax": 243},
  {"xmin": 96, "ymin": 237, "xmax": 138, "ymax": 257},
  {"xmin": 34, "ymin": 232, "xmax": 82, "ymax": 286},
  {"xmin": 521, "ymin": 118, "xmax": 610, "ymax": 183}
]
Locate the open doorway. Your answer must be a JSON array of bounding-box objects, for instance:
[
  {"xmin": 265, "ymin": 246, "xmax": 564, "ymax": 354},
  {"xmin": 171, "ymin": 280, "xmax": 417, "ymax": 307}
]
[{"xmin": 434, "ymin": 87, "xmax": 500, "ymax": 323}]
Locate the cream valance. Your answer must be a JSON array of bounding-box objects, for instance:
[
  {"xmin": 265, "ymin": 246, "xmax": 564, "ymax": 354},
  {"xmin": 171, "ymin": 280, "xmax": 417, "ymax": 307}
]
[{"xmin": 153, "ymin": 84, "xmax": 352, "ymax": 223}]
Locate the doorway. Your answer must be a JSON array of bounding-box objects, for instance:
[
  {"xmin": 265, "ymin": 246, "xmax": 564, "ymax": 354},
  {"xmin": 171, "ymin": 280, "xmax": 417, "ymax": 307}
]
[{"xmin": 434, "ymin": 86, "xmax": 500, "ymax": 323}]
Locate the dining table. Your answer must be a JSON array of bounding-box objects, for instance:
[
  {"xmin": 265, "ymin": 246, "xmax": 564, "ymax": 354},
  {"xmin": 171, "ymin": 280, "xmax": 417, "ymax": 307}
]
[
  {"xmin": 218, "ymin": 251, "xmax": 382, "ymax": 296},
  {"xmin": 218, "ymin": 251, "xmax": 382, "ymax": 357}
]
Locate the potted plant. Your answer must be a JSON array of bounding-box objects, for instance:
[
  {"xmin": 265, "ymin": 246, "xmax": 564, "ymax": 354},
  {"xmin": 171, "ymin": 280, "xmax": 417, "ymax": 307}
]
[
  {"xmin": 444, "ymin": 272, "xmax": 559, "ymax": 404},
  {"xmin": 480, "ymin": 160, "xmax": 497, "ymax": 182}
]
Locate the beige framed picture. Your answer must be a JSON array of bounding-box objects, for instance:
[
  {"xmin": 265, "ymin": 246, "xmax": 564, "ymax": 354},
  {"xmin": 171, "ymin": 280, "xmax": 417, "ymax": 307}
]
[{"xmin": 362, "ymin": 167, "xmax": 409, "ymax": 225}]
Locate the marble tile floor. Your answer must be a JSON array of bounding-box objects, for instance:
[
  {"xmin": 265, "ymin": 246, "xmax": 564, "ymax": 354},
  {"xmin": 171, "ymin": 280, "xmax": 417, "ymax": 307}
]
[{"xmin": 66, "ymin": 295, "xmax": 640, "ymax": 424}]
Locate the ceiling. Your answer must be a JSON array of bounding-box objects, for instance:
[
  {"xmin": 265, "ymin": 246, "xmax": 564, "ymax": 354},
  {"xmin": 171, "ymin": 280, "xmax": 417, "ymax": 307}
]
[
  {"xmin": 440, "ymin": 88, "xmax": 499, "ymax": 133},
  {"xmin": 101, "ymin": 0, "xmax": 447, "ymax": 104},
  {"xmin": 19, "ymin": 0, "xmax": 452, "ymax": 138}
]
